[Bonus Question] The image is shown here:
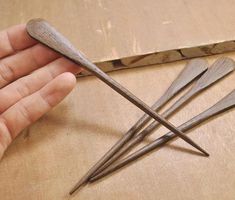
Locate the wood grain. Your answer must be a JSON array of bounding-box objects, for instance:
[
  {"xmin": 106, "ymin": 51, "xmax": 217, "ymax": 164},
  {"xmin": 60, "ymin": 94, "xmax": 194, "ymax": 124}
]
[
  {"xmin": 26, "ymin": 19, "xmax": 197, "ymax": 144},
  {"xmin": 1, "ymin": 52, "xmax": 235, "ymax": 199},
  {"xmin": 91, "ymin": 57, "xmax": 235, "ymax": 177},
  {"xmin": 2, "ymin": 0, "xmax": 235, "ymax": 75},
  {"xmin": 1, "ymin": 1, "xmax": 235, "ymax": 199},
  {"xmin": 75, "ymin": 58, "xmax": 208, "ymax": 188},
  {"xmin": 26, "ymin": 19, "xmax": 210, "ymax": 193},
  {"xmin": 90, "ymin": 87, "xmax": 235, "ymax": 182}
]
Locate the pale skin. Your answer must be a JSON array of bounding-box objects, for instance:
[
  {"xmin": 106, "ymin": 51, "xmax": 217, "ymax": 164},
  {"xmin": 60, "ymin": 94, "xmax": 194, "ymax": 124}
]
[{"xmin": 0, "ymin": 24, "xmax": 82, "ymax": 159}]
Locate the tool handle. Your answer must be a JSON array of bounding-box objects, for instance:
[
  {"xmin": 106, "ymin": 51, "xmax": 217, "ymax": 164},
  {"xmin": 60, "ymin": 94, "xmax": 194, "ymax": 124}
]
[
  {"xmin": 190, "ymin": 57, "xmax": 235, "ymax": 93},
  {"xmin": 152, "ymin": 59, "xmax": 208, "ymax": 109},
  {"xmin": 181, "ymin": 89, "xmax": 235, "ymax": 130},
  {"xmin": 27, "ymin": 19, "xmax": 92, "ymax": 69},
  {"xmin": 27, "ymin": 19, "xmax": 210, "ymax": 193},
  {"xmin": 135, "ymin": 89, "xmax": 235, "ymax": 162},
  {"xmin": 26, "ymin": 19, "xmax": 199, "ymax": 147},
  {"xmin": 91, "ymin": 57, "xmax": 234, "ymax": 176},
  {"xmin": 129, "ymin": 59, "xmax": 208, "ymax": 141},
  {"xmin": 90, "ymin": 89, "xmax": 235, "ymax": 182},
  {"xmin": 161, "ymin": 57, "xmax": 235, "ymax": 119}
]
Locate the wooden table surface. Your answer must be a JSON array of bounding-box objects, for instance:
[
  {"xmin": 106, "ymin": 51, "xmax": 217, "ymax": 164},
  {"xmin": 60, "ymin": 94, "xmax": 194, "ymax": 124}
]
[
  {"xmin": 0, "ymin": 52, "xmax": 235, "ymax": 200},
  {"xmin": 1, "ymin": 0, "xmax": 235, "ymax": 63},
  {"xmin": 1, "ymin": 0, "xmax": 235, "ymax": 199}
]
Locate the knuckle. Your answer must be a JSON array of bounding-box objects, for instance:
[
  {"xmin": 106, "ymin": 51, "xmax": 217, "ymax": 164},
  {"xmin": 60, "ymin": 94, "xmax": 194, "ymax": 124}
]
[
  {"xmin": 0, "ymin": 61, "xmax": 15, "ymax": 83},
  {"xmin": 16, "ymin": 78, "xmax": 31, "ymax": 97},
  {"xmin": 18, "ymin": 101, "xmax": 35, "ymax": 124}
]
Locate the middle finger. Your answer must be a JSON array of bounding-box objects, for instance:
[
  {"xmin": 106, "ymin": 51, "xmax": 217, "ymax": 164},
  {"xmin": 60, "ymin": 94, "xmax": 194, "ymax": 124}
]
[
  {"xmin": 0, "ymin": 43, "xmax": 60, "ymax": 88},
  {"xmin": 0, "ymin": 57, "xmax": 82, "ymax": 113}
]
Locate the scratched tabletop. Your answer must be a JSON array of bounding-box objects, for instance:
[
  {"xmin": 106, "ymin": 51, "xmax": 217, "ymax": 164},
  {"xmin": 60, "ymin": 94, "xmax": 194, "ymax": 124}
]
[{"xmin": 0, "ymin": 52, "xmax": 235, "ymax": 200}]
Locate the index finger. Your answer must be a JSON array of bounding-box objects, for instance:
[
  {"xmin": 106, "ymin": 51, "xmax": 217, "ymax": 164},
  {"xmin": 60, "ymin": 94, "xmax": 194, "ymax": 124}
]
[{"xmin": 0, "ymin": 24, "xmax": 37, "ymax": 58}]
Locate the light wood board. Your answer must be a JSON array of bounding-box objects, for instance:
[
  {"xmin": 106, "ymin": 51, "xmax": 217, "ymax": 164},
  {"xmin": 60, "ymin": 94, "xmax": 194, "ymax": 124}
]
[
  {"xmin": 1, "ymin": 0, "xmax": 235, "ymax": 75},
  {"xmin": 0, "ymin": 52, "xmax": 235, "ymax": 200}
]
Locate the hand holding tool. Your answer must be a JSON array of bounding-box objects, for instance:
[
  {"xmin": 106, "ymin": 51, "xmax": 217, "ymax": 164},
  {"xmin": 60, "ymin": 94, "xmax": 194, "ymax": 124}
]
[{"xmin": 26, "ymin": 19, "xmax": 209, "ymax": 194}]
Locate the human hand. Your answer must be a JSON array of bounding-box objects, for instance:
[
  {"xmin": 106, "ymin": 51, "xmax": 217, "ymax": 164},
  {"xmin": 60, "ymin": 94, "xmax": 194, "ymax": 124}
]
[{"xmin": 0, "ymin": 24, "xmax": 82, "ymax": 159}]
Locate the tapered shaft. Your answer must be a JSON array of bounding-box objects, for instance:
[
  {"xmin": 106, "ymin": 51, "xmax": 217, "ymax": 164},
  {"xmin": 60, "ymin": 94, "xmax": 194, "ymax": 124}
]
[
  {"xmin": 91, "ymin": 57, "xmax": 235, "ymax": 177},
  {"xmin": 26, "ymin": 19, "xmax": 209, "ymax": 193},
  {"xmin": 67, "ymin": 59, "xmax": 208, "ymax": 192},
  {"xmin": 90, "ymin": 88, "xmax": 235, "ymax": 182}
]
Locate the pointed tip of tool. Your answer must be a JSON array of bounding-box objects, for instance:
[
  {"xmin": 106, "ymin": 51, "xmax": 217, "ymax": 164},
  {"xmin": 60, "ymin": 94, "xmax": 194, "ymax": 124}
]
[
  {"xmin": 201, "ymin": 149, "xmax": 209, "ymax": 157},
  {"xmin": 69, "ymin": 187, "xmax": 79, "ymax": 196},
  {"xmin": 204, "ymin": 152, "xmax": 210, "ymax": 157},
  {"xmin": 69, "ymin": 186, "xmax": 81, "ymax": 196},
  {"xmin": 69, "ymin": 190, "xmax": 75, "ymax": 196},
  {"xmin": 193, "ymin": 143, "xmax": 210, "ymax": 157},
  {"xmin": 69, "ymin": 181, "xmax": 86, "ymax": 195}
]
